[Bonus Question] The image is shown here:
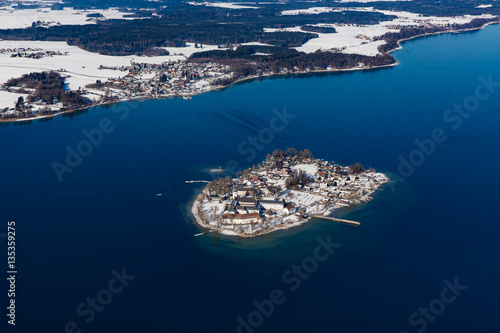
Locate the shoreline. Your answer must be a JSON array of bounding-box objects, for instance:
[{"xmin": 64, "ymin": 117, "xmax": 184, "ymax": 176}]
[
  {"xmin": 384, "ymin": 20, "xmax": 500, "ymax": 55},
  {"xmin": 191, "ymin": 192, "xmax": 312, "ymax": 238},
  {"xmin": 190, "ymin": 156, "xmax": 391, "ymax": 238},
  {"xmin": 0, "ymin": 60, "xmax": 399, "ymax": 123},
  {"xmin": 1, "ymin": 20, "xmax": 498, "ymax": 124}
]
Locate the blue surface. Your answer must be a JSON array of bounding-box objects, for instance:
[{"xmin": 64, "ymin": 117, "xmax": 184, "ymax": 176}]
[{"xmin": 1, "ymin": 25, "xmax": 500, "ymax": 333}]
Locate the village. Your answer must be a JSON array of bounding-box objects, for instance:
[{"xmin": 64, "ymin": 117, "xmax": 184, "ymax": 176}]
[
  {"xmin": 191, "ymin": 149, "xmax": 389, "ymax": 237},
  {"xmin": 92, "ymin": 61, "xmax": 232, "ymax": 100},
  {"xmin": 0, "ymin": 58, "xmax": 233, "ymax": 120}
]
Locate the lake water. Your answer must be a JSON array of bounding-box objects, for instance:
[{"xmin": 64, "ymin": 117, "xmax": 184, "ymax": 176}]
[{"xmin": 1, "ymin": 24, "xmax": 500, "ymax": 333}]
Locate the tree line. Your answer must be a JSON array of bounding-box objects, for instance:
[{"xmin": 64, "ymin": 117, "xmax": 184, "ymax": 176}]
[
  {"xmin": 6, "ymin": 71, "xmax": 90, "ymax": 107},
  {"xmin": 190, "ymin": 46, "xmax": 396, "ymax": 83},
  {"xmin": 377, "ymin": 17, "xmax": 500, "ymax": 53},
  {"xmin": 0, "ymin": 3, "xmax": 394, "ymax": 56}
]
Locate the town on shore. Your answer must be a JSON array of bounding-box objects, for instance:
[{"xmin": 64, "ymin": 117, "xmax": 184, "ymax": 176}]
[
  {"xmin": 191, "ymin": 149, "xmax": 389, "ymax": 237},
  {"xmin": 1, "ymin": 14, "xmax": 498, "ymax": 122},
  {"xmin": 0, "ymin": 51, "xmax": 395, "ymax": 122}
]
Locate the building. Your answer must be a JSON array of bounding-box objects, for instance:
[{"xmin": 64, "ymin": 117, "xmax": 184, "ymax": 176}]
[
  {"xmin": 236, "ymin": 197, "xmax": 258, "ymax": 207},
  {"xmin": 235, "ymin": 187, "xmax": 259, "ymax": 197},
  {"xmin": 259, "ymin": 199, "xmax": 284, "ymax": 211},
  {"xmin": 262, "ymin": 186, "xmax": 280, "ymax": 197},
  {"xmin": 222, "ymin": 213, "xmax": 260, "ymax": 225}
]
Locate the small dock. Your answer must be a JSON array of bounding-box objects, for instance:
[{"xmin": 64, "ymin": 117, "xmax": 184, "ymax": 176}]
[
  {"xmin": 194, "ymin": 230, "xmax": 214, "ymax": 237},
  {"xmin": 312, "ymin": 215, "xmax": 361, "ymax": 226}
]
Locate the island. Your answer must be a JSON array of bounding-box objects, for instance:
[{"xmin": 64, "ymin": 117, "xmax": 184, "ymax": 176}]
[{"xmin": 191, "ymin": 149, "xmax": 389, "ymax": 237}]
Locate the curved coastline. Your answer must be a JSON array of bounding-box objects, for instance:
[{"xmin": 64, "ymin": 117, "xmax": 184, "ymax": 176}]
[
  {"xmin": 190, "ymin": 177, "xmax": 392, "ymax": 238},
  {"xmin": 191, "ymin": 192, "xmax": 312, "ymax": 238},
  {"xmin": 1, "ymin": 20, "xmax": 498, "ymax": 124},
  {"xmin": 190, "ymin": 154, "xmax": 391, "ymax": 238},
  {"xmin": 384, "ymin": 20, "xmax": 500, "ymax": 55}
]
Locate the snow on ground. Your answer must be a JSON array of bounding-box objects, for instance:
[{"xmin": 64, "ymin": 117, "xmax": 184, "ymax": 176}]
[
  {"xmin": 281, "ymin": 190, "xmax": 323, "ymax": 208},
  {"xmin": 272, "ymin": 9, "xmax": 496, "ymax": 55},
  {"xmin": 265, "ymin": 23, "xmax": 395, "ymax": 55},
  {"xmin": 291, "ymin": 164, "xmax": 318, "ymax": 177},
  {"xmin": 0, "ymin": 40, "xmax": 228, "ymax": 109},
  {"xmin": 340, "ymin": 0, "xmax": 411, "ymax": 2},
  {"xmin": 240, "ymin": 42, "xmax": 273, "ymax": 46},
  {"xmin": 281, "ymin": 7, "xmax": 373, "ymax": 16},
  {"xmin": 376, "ymin": 11, "xmax": 496, "ymax": 26},
  {"xmin": 342, "ymin": 40, "xmax": 388, "ymax": 56},
  {"xmin": 160, "ymin": 42, "xmax": 225, "ymax": 58},
  {"xmin": 0, "ymin": 90, "xmax": 27, "ymax": 110},
  {"xmin": 0, "ymin": 40, "xmax": 170, "ymax": 90},
  {"xmin": 192, "ymin": 73, "xmax": 232, "ymax": 90},
  {"xmin": 0, "ymin": 40, "xmax": 219, "ymax": 109},
  {"xmin": 192, "ymin": 78, "xmax": 212, "ymax": 90},
  {"xmin": 187, "ymin": 2, "xmax": 260, "ymax": 9},
  {"xmin": 0, "ymin": 6, "xmax": 136, "ymax": 29}
]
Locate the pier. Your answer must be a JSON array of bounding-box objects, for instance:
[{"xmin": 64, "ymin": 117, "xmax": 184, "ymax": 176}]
[
  {"xmin": 194, "ymin": 230, "xmax": 215, "ymax": 237},
  {"xmin": 312, "ymin": 215, "xmax": 361, "ymax": 226},
  {"xmin": 186, "ymin": 180, "xmax": 210, "ymax": 184}
]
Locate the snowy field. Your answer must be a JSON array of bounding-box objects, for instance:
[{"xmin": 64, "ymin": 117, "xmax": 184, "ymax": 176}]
[
  {"xmin": 280, "ymin": 7, "xmax": 373, "ymax": 16},
  {"xmin": 0, "ymin": 41, "xmax": 222, "ymax": 88},
  {"xmin": 187, "ymin": 2, "xmax": 260, "ymax": 9},
  {"xmin": 161, "ymin": 43, "xmax": 223, "ymax": 58},
  {"xmin": 0, "ymin": 90, "xmax": 28, "ymax": 110},
  {"xmin": 271, "ymin": 9, "xmax": 496, "ymax": 55},
  {"xmin": 340, "ymin": 0, "xmax": 411, "ymax": 2},
  {"xmin": 0, "ymin": 1, "xmax": 497, "ymax": 110},
  {"xmin": 264, "ymin": 24, "xmax": 396, "ymax": 56},
  {"xmin": 0, "ymin": 40, "xmax": 222, "ymax": 109},
  {"xmin": 0, "ymin": 6, "xmax": 137, "ymax": 29},
  {"xmin": 291, "ymin": 164, "xmax": 318, "ymax": 177},
  {"xmin": 476, "ymin": 5, "xmax": 493, "ymax": 9},
  {"xmin": 280, "ymin": 190, "xmax": 323, "ymax": 208}
]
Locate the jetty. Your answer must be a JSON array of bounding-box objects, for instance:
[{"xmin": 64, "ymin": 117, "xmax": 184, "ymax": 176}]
[
  {"xmin": 186, "ymin": 180, "xmax": 210, "ymax": 184},
  {"xmin": 312, "ymin": 215, "xmax": 361, "ymax": 226},
  {"xmin": 194, "ymin": 230, "xmax": 214, "ymax": 237}
]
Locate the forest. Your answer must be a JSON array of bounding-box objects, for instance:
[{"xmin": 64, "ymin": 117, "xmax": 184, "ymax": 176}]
[
  {"xmin": 57, "ymin": 0, "xmax": 500, "ymax": 17},
  {"xmin": 2, "ymin": 0, "xmax": 497, "ymax": 57},
  {"xmin": 377, "ymin": 17, "xmax": 499, "ymax": 53},
  {"xmin": 0, "ymin": 3, "xmax": 392, "ymax": 55},
  {"xmin": 300, "ymin": 25, "xmax": 337, "ymax": 34},
  {"xmin": 190, "ymin": 46, "xmax": 396, "ymax": 82},
  {"xmin": 6, "ymin": 72, "xmax": 90, "ymax": 107}
]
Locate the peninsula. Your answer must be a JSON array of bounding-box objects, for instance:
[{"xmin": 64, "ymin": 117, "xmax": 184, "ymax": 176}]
[
  {"xmin": 0, "ymin": 0, "xmax": 499, "ymax": 122},
  {"xmin": 191, "ymin": 149, "xmax": 389, "ymax": 237}
]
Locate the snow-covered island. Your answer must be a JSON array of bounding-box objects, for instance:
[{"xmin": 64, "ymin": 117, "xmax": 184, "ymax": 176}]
[{"xmin": 191, "ymin": 149, "xmax": 389, "ymax": 237}]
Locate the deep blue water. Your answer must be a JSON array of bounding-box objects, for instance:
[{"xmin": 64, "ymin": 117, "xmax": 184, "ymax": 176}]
[{"xmin": 1, "ymin": 25, "xmax": 500, "ymax": 333}]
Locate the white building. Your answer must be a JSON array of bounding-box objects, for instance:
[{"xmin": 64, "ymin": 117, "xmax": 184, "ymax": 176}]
[{"xmin": 259, "ymin": 200, "xmax": 284, "ymax": 211}]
